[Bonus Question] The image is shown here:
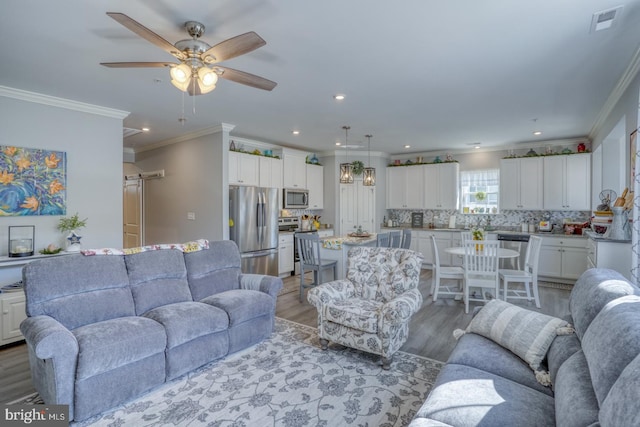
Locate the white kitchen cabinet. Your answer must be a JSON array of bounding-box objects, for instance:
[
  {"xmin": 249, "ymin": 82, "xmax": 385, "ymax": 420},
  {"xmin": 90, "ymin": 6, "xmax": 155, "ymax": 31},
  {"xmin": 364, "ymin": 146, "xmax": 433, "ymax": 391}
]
[
  {"xmin": 386, "ymin": 166, "xmax": 424, "ymax": 209},
  {"xmin": 500, "ymin": 157, "xmax": 543, "ymax": 210},
  {"xmin": 1, "ymin": 290, "xmax": 26, "ymax": 346},
  {"xmin": 229, "ymin": 151, "xmax": 260, "ymax": 186},
  {"xmin": 259, "ymin": 156, "xmax": 283, "ymax": 189},
  {"xmin": 543, "ymin": 154, "xmax": 591, "ymax": 211},
  {"xmin": 341, "ymin": 183, "xmax": 376, "ymax": 235},
  {"xmin": 278, "ymin": 233, "xmax": 294, "ymax": 277},
  {"xmin": 317, "ymin": 229, "xmax": 334, "ymax": 238},
  {"xmin": 587, "ymin": 236, "xmax": 631, "ymax": 280},
  {"xmin": 424, "ymin": 163, "xmax": 459, "ymax": 210},
  {"xmin": 538, "ymin": 236, "xmax": 588, "ymax": 280},
  {"xmin": 306, "ymin": 165, "xmax": 324, "ymax": 209},
  {"xmin": 283, "ymin": 152, "xmax": 307, "ymax": 189},
  {"xmin": 409, "ymin": 230, "xmax": 456, "ymax": 267}
]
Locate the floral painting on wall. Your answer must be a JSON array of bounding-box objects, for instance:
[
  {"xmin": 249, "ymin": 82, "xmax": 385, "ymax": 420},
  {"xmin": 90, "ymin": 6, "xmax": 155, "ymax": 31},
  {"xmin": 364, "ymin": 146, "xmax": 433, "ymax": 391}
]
[{"xmin": 0, "ymin": 146, "xmax": 66, "ymax": 216}]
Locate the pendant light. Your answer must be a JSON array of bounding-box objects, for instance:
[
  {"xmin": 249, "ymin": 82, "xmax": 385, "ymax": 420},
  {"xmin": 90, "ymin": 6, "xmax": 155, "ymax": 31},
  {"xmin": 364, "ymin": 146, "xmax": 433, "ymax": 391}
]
[
  {"xmin": 363, "ymin": 134, "xmax": 376, "ymax": 186},
  {"xmin": 339, "ymin": 125, "xmax": 354, "ymax": 184}
]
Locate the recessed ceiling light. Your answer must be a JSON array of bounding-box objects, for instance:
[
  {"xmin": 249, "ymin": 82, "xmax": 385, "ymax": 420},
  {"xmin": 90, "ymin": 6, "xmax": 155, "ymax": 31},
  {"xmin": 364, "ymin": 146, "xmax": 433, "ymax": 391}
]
[
  {"xmin": 474, "ymin": 143, "xmax": 481, "ymax": 149},
  {"xmin": 404, "ymin": 145, "xmax": 411, "ymax": 149},
  {"xmin": 142, "ymin": 127, "xmax": 150, "ymax": 132},
  {"xmin": 334, "ymin": 94, "xmax": 345, "ymax": 101},
  {"xmin": 533, "ymin": 131, "xmax": 542, "ymax": 136},
  {"xmin": 292, "ymin": 130, "xmax": 300, "ymax": 135},
  {"xmin": 336, "ymin": 142, "xmax": 341, "ymax": 146}
]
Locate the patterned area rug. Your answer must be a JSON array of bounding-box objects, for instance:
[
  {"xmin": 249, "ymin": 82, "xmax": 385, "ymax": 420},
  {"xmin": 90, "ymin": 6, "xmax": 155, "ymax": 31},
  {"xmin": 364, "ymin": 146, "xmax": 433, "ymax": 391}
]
[{"xmin": 15, "ymin": 318, "xmax": 443, "ymax": 426}]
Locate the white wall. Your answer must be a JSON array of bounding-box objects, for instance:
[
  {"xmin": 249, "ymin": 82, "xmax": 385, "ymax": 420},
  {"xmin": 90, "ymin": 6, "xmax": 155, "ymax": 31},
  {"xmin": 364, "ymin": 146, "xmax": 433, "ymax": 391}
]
[{"xmin": 0, "ymin": 92, "xmax": 126, "ymax": 254}]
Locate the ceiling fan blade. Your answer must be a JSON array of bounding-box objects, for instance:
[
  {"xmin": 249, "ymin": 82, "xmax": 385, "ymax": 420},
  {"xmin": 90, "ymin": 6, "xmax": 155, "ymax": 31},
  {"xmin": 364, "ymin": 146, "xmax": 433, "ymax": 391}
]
[
  {"xmin": 100, "ymin": 62, "xmax": 176, "ymax": 68},
  {"xmin": 215, "ymin": 66, "xmax": 277, "ymax": 91},
  {"xmin": 201, "ymin": 32, "xmax": 266, "ymax": 64},
  {"xmin": 106, "ymin": 12, "xmax": 185, "ymax": 60}
]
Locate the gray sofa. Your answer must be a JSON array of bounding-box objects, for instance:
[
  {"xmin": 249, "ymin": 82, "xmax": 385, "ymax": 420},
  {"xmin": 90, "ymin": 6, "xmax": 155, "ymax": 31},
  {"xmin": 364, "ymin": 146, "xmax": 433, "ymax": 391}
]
[
  {"xmin": 410, "ymin": 268, "xmax": 640, "ymax": 427},
  {"xmin": 19, "ymin": 240, "xmax": 282, "ymax": 422}
]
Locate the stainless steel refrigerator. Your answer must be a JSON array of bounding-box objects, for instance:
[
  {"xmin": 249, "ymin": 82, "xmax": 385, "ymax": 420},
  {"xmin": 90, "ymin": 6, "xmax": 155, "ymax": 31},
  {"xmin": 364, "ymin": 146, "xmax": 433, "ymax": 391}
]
[{"xmin": 229, "ymin": 186, "xmax": 279, "ymax": 276}]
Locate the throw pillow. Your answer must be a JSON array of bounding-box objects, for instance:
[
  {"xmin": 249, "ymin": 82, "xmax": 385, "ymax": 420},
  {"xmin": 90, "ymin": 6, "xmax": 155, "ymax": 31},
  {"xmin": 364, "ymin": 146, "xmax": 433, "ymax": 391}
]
[{"xmin": 454, "ymin": 299, "xmax": 573, "ymax": 385}]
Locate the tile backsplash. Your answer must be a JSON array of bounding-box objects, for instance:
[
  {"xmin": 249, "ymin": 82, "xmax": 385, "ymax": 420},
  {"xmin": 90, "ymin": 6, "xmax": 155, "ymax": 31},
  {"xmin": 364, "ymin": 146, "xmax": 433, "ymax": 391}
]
[{"xmin": 386, "ymin": 209, "xmax": 591, "ymax": 231}]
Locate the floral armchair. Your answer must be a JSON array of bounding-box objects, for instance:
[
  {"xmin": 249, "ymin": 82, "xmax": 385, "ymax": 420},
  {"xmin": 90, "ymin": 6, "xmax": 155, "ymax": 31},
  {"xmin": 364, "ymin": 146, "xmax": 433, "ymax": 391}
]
[{"xmin": 307, "ymin": 246, "xmax": 423, "ymax": 369}]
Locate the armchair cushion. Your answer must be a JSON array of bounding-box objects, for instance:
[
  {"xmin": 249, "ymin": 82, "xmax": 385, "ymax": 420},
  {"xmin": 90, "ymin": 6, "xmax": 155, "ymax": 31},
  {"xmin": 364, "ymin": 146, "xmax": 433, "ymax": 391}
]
[{"xmin": 324, "ymin": 298, "xmax": 383, "ymax": 333}]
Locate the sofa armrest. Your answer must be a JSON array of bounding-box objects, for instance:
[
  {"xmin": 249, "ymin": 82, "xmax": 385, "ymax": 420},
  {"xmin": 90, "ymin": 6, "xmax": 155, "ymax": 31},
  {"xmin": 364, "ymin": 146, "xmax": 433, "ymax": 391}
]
[
  {"xmin": 20, "ymin": 315, "xmax": 79, "ymax": 415},
  {"xmin": 380, "ymin": 288, "xmax": 423, "ymax": 327},
  {"xmin": 239, "ymin": 273, "xmax": 283, "ymax": 299},
  {"xmin": 307, "ymin": 279, "xmax": 357, "ymax": 308}
]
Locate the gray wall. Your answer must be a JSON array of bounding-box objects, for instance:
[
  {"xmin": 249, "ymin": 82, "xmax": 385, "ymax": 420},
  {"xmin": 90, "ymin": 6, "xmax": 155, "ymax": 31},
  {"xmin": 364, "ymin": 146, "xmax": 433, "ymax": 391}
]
[
  {"xmin": 0, "ymin": 93, "xmax": 125, "ymax": 253},
  {"xmin": 134, "ymin": 126, "xmax": 230, "ymax": 244}
]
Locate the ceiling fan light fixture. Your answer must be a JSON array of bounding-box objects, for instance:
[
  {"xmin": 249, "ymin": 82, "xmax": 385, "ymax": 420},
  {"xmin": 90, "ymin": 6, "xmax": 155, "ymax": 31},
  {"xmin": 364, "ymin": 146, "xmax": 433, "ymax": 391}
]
[
  {"xmin": 198, "ymin": 67, "xmax": 218, "ymax": 87},
  {"xmin": 170, "ymin": 63, "xmax": 191, "ymax": 83},
  {"xmin": 171, "ymin": 78, "xmax": 191, "ymax": 92}
]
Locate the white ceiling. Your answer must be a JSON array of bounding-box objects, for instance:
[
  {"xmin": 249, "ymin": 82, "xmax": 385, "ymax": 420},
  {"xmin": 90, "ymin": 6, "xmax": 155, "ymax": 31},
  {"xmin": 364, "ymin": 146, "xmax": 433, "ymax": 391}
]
[{"xmin": 2, "ymin": 0, "xmax": 640, "ymax": 155}]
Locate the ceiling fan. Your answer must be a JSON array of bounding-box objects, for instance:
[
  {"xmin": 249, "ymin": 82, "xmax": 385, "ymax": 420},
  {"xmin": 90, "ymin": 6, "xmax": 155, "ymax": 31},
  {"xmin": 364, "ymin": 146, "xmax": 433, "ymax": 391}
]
[{"xmin": 101, "ymin": 12, "xmax": 277, "ymax": 95}]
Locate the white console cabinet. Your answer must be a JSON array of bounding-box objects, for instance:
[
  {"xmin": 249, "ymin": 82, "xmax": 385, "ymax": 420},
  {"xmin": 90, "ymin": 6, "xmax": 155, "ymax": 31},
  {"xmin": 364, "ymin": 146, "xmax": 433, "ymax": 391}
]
[{"xmin": 1, "ymin": 291, "xmax": 25, "ymax": 346}]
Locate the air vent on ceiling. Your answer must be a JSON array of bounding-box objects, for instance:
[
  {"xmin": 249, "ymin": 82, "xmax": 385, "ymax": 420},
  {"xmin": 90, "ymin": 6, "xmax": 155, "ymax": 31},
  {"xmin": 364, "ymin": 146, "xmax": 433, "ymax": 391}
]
[
  {"xmin": 123, "ymin": 127, "xmax": 142, "ymax": 138},
  {"xmin": 590, "ymin": 6, "xmax": 623, "ymax": 32}
]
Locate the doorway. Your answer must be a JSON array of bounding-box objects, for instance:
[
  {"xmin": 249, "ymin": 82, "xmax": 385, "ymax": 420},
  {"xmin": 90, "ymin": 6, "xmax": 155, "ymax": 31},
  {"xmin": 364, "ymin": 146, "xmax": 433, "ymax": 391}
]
[{"xmin": 123, "ymin": 177, "xmax": 143, "ymax": 248}]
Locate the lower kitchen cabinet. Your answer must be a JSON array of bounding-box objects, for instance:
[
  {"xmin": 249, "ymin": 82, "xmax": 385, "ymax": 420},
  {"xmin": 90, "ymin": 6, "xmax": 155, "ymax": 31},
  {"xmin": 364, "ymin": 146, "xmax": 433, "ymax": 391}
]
[
  {"xmin": 587, "ymin": 236, "xmax": 631, "ymax": 280},
  {"xmin": 538, "ymin": 236, "xmax": 588, "ymax": 281},
  {"xmin": 1, "ymin": 290, "xmax": 26, "ymax": 346},
  {"xmin": 278, "ymin": 233, "xmax": 294, "ymax": 277},
  {"xmin": 409, "ymin": 229, "xmax": 457, "ymax": 267}
]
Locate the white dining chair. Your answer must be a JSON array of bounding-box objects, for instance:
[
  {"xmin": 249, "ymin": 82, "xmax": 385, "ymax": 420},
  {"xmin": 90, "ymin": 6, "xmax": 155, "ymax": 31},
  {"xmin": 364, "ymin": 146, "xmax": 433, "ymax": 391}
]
[
  {"xmin": 430, "ymin": 235, "xmax": 465, "ymax": 301},
  {"xmin": 499, "ymin": 235, "xmax": 542, "ymax": 308},
  {"xmin": 462, "ymin": 240, "xmax": 500, "ymax": 313},
  {"xmin": 460, "ymin": 231, "xmax": 472, "ymax": 243}
]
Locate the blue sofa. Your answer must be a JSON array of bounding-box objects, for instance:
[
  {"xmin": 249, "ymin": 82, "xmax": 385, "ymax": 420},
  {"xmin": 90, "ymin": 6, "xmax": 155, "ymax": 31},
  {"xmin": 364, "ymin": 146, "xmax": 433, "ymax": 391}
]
[
  {"xmin": 410, "ymin": 268, "xmax": 640, "ymax": 426},
  {"xmin": 19, "ymin": 240, "xmax": 282, "ymax": 422}
]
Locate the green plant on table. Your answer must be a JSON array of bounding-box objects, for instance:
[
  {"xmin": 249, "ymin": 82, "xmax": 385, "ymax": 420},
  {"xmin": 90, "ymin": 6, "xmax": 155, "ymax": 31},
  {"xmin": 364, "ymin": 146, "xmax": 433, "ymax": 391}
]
[
  {"xmin": 471, "ymin": 227, "xmax": 484, "ymax": 240},
  {"xmin": 57, "ymin": 212, "xmax": 88, "ymax": 233}
]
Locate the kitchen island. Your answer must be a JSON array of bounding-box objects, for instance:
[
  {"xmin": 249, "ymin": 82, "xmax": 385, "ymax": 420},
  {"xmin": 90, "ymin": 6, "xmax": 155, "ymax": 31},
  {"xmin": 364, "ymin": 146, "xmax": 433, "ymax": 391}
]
[{"xmin": 319, "ymin": 234, "xmax": 377, "ymax": 279}]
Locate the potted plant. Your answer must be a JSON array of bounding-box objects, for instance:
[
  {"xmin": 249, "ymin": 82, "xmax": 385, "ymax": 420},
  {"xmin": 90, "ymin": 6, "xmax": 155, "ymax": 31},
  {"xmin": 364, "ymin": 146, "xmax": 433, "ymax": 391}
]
[{"xmin": 57, "ymin": 212, "xmax": 88, "ymax": 252}]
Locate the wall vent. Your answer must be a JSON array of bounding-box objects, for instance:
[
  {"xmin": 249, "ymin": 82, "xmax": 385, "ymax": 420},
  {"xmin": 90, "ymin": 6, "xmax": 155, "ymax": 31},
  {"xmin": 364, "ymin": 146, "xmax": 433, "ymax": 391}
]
[{"xmin": 590, "ymin": 6, "xmax": 623, "ymax": 32}]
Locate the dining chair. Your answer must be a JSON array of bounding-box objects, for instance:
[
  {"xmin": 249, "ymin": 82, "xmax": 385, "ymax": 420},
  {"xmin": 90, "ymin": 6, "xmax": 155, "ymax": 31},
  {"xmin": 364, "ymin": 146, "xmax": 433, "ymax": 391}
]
[
  {"xmin": 430, "ymin": 235, "xmax": 464, "ymax": 301},
  {"xmin": 296, "ymin": 232, "xmax": 338, "ymax": 302},
  {"xmin": 401, "ymin": 229, "xmax": 412, "ymax": 249},
  {"xmin": 460, "ymin": 231, "xmax": 472, "ymax": 243},
  {"xmin": 499, "ymin": 235, "xmax": 542, "ymax": 308},
  {"xmin": 462, "ymin": 240, "xmax": 500, "ymax": 313},
  {"xmin": 389, "ymin": 230, "xmax": 402, "ymax": 248},
  {"xmin": 376, "ymin": 232, "xmax": 390, "ymax": 247}
]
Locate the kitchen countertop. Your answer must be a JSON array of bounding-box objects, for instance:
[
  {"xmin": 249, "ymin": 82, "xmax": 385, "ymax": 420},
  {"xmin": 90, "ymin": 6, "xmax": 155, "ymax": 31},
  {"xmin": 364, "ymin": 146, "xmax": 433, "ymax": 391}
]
[
  {"xmin": 584, "ymin": 230, "xmax": 631, "ymax": 243},
  {"xmin": 380, "ymin": 226, "xmax": 588, "ymax": 238}
]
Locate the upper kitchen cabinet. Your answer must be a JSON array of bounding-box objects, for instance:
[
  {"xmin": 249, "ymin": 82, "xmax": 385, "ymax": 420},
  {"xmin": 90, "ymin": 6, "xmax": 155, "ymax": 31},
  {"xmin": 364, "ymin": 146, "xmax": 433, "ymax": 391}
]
[
  {"xmin": 424, "ymin": 162, "xmax": 459, "ymax": 209},
  {"xmin": 543, "ymin": 154, "xmax": 591, "ymax": 211},
  {"xmin": 259, "ymin": 156, "xmax": 283, "ymax": 189},
  {"xmin": 306, "ymin": 164, "xmax": 324, "ymax": 209},
  {"xmin": 500, "ymin": 157, "xmax": 543, "ymax": 210},
  {"xmin": 386, "ymin": 166, "xmax": 424, "ymax": 209},
  {"xmin": 282, "ymin": 149, "xmax": 307, "ymax": 189},
  {"xmin": 229, "ymin": 151, "xmax": 259, "ymax": 186}
]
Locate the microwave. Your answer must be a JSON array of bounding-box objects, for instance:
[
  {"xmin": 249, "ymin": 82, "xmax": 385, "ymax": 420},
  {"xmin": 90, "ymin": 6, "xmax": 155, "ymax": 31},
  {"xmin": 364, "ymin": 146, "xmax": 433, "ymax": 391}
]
[{"xmin": 283, "ymin": 188, "xmax": 309, "ymax": 209}]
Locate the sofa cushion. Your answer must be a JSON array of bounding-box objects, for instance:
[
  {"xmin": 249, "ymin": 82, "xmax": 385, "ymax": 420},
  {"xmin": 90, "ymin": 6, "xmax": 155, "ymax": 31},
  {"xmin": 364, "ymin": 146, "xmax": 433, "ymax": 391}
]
[
  {"xmin": 323, "ymin": 298, "xmax": 383, "ymax": 333},
  {"xmin": 184, "ymin": 241, "xmax": 242, "ymax": 301},
  {"xmin": 447, "ymin": 333, "xmax": 552, "ymax": 396},
  {"xmin": 73, "ymin": 316, "xmax": 166, "ymax": 380},
  {"xmin": 414, "ymin": 363, "xmax": 555, "ymax": 427},
  {"xmin": 201, "ymin": 289, "xmax": 274, "ymax": 326},
  {"xmin": 599, "ymin": 353, "xmax": 640, "ymax": 427},
  {"xmin": 581, "ymin": 295, "xmax": 640, "ymax": 406},
  {"xmin": 554, "ymin": 350, "xmax": 599, "ymax": 427},
  {"xmin": 569, "ymin": 268, "xmax": 639, "ymax": 340},
  {"xmin": 463, "ymin": 299, "xmax": 569, "ymax": 371},
  {"xmin": 23, "ymin": 254, "xmax": 134, "ymax": 330},
  {"xmin": 547, "ymin": 330, "xmax": 582, "ymax": 385},
  {"xmin": 143, "ymin": 301, "xmax": 228, "ymax": 349},
  {"xmin": 125, "ymin": 249, "xmax": 193, "ymax": 315}
]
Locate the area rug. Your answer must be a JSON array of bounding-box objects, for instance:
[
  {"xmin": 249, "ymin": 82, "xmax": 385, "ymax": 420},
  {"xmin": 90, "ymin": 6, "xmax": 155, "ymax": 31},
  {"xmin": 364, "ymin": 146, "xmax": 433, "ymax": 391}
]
[{"xmin": 15, "ymin": 318, "xmax": 443, "ymax": 426}]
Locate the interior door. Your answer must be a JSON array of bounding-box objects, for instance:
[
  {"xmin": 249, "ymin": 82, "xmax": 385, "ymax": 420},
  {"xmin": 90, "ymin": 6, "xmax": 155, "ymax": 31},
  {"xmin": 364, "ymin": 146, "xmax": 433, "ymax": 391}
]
[{"xmin": 123, "ymin": 178, "xmax": 143, "ymax": 248}]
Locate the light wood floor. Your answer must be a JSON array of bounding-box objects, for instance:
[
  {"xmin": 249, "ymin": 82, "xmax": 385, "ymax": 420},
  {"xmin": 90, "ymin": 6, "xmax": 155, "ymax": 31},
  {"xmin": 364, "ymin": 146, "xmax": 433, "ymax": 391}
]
[{"xmin": 0, "ymin": 270, "xmax": 571, "ymax": 404}]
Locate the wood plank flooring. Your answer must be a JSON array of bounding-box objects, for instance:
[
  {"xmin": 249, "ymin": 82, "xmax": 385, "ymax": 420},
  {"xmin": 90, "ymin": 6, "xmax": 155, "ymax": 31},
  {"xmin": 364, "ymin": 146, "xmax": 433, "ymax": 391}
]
[{"xmin": 0, "ymin": 270, "xmax": 570, "ymax": 404}]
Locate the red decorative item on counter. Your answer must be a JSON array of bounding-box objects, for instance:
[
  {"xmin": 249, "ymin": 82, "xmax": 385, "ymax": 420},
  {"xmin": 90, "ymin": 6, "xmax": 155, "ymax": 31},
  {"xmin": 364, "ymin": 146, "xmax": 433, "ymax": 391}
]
[{"xmin": 577, "ymin": 142, "xmax": 586, "ymax": 152}]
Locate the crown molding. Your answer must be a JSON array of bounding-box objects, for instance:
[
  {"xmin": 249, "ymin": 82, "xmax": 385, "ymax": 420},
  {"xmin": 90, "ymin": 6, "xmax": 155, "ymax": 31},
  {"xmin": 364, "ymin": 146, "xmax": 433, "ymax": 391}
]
[
  {"xmin": 589, "ymin": 43, "xmax": 640, "ymax": 139},
  {"xmin": 135, "ymin": 123, "xmax": 236, "ymax": 153},
  {"xmin": 0, "ymin": 86, "xmax": 129, "ymax": 119}
]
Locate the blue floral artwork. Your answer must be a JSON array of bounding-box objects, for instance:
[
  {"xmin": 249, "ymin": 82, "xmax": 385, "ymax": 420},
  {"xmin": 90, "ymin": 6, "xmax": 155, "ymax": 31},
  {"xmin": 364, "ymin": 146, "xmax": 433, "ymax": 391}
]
[{"xmin": 0, "ymin": 146, "xmax": 66, "ymax": 216}]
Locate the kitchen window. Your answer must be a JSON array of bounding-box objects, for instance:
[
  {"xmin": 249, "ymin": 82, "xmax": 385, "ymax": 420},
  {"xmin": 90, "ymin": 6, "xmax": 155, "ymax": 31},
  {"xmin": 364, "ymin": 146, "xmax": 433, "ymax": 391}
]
[{"xmin": 460, "ymin": 169, "xmax": 499, "ymax": 214}]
